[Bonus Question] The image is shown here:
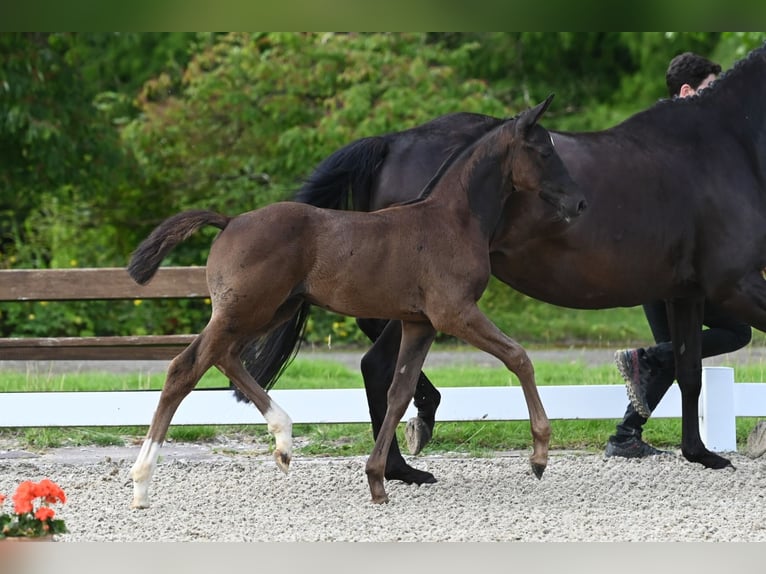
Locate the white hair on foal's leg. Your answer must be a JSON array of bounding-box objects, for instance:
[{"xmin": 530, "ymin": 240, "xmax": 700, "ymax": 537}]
[
  {"xmin": 264, "ymin": 401, "xmax": 293, "ymax": 474},
  {"xmin": 130, "ymin": 439, "xmax": 162, "ymax": 509}
]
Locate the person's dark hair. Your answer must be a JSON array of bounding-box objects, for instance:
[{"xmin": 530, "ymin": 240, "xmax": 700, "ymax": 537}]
[{"xmin": 665, "ymin": 52, "xmax": 722, "ymax": 97}]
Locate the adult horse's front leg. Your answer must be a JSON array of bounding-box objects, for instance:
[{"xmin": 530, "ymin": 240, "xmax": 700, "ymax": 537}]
[
  {"xmin": 435, "ymin": 304, "xmax": 550, "ymax": 478},
  {"xmin": 365, "ymin": 321, "xmax": 436, "ymax": 503},
  {"xmin": 666, "ymin": 297, "xmax": 733, "ymax": 469},
  {"xmin": 359, "ymin": 318, "xmax": 437, "ymax": 484},
  {"xmin": 358, "ymin": 318, "xmax": 441, "ymax": 456}
]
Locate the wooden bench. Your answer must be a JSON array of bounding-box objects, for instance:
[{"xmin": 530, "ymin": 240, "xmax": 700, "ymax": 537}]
[{"xmin": 0, "ymin": 267, "xmax": 208, "ymax": 360}]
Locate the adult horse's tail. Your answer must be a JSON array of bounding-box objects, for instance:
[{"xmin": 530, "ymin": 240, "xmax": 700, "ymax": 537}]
[
  {"xmin": 127, "ymin": 210, "xmax": 230, "ymax": 285},
  {"xmin": 294, "ymin": 135, "xmax": 388, "ymax": 208},
  {"xmin": 236, "ymin": 135, "xmax": 389, "ymax": 400}
]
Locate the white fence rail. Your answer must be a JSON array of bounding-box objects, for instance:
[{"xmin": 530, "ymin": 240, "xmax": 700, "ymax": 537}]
[{"xmin": 1, "ymin": 366, "xmax": 762, "ymax": 452}]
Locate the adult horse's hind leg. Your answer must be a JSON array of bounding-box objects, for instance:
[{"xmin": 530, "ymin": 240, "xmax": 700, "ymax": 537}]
[
  {"xmin": 365, "ymin": 321, "xmax": 436, "ymax": 503},
  {"xmin": 666, "ymin": 297, "xmax": 733, "ymax": 470},
  {"xmin": 434, "ymin": 304, "xmax": 550, "ymax": 478},
  {"xmin": 130, "ymin": 333, "xmax": 215, "ymax": 509},
  {"xmin": 358, "ymin": 318, "xmax": 441, "ymax": 457},
  {"xmin": 359, "ymin": 319, "xmax": 437, "ymax": 484}
]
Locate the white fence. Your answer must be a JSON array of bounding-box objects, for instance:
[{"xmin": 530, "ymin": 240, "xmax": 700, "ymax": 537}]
[{"xmin": 1, "ymin": 366, "xmax": 762, "ymax": 452}]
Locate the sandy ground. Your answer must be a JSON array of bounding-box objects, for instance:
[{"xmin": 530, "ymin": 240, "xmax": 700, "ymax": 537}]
[
  {"xmin": 2, "ymin": 346, "xmax": 766, "ymax": 542},
  {"xmin": 1, "ymin": 441, "xmax": 764, "ymax": 542}
]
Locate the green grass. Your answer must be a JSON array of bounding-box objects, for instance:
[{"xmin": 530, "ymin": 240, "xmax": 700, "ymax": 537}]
[{"xmin": 2, "ymin": 353, "xmax": 765, "ymax": 456}]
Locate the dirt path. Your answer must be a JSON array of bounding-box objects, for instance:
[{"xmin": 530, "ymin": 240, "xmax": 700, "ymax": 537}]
[{"xmin": 4, "ymin": 343, "xmax": 766, "ymax": 375}]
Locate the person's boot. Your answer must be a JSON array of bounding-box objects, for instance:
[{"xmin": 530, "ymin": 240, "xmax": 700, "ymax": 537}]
[
  {"xmin": 605, "ymin": 433, "xmax": 671, "ymax": 458},
  {"xmin": 605, "ymin": 406, "xmax": 671, "ymax": 458},
  {"xmin": 614, "ymin": 342, "xmax": 674, "ymax": 417}
]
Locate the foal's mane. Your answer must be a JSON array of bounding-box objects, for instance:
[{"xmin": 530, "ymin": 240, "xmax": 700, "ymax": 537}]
[{"xmin": 403, "ymin": 116, "xmax": 516, "ymax": 205}]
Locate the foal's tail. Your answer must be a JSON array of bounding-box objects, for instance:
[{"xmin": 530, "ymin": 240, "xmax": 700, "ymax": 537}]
[
  {"xmin": 129, "ymin": 209, "xmax": 307, "ymax": 399},
  {"xmin": 127, "ymin": 210, "xmax": 230, "ymax": 285},
  {"xmin": 234, "ymin": 136, "xmax": 389, "ymax": 400}
]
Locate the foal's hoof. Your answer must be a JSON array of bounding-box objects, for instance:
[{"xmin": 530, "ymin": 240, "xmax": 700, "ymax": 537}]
[
  {"xmin": 274, "ymin": 449, "xmax": 291, "ymax": 474},
  {"xmin": 371, "ymin": 493, "xmax": 390, "ymax": 505},
  {"xmin": 404, "ymin": 416, "xmax": 432, "ymax": 455},
  {"xmin": 530, "ymin": 462, "xmax": 546, "ymax": 480}
]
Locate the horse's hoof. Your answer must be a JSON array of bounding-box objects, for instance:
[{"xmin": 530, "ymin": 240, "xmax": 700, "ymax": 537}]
[
  {"xmin": 404, "ymin": 417, "xmax": 432, "ymax": 455},
  {"xmin": 371, "ymin": 493, "xmax": 390, "ymax": 504},
  {"xmin": 530, "ymin": 462, "xmax": 546, "ymax": 479},
  {"xmin": 130, "ymin": 499, "xmax": 149, "ymax": 510},
  {"xmin": 746, "ymin": 420, "xmax": 766, "ymax": 458},
  {"xmin": 684, "ymin": 450, "xmax": 733, "ymax": 470},
  {"xmin": 274, "ymin": 449, "xmax": 291, "ymax": 474},
  {"xmin": 385, "ymin": 464, "xmax": 437, "ymax": 485}
]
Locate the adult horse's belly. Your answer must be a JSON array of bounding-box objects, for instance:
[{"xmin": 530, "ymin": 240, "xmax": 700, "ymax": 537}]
[{"xmin": 489, "ymin": 238, "xmax": 685, "ymax": 310}]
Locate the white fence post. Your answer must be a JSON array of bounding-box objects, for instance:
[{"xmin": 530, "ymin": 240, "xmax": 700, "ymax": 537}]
[{"xmin": 700, "ymin": 366, "xmax": 737, "ymax": 452}]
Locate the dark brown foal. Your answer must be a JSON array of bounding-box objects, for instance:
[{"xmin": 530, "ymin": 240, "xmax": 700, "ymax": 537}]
[{"xmin": 127, "ymin": 95, "xmax": 585, "ymax": 507}]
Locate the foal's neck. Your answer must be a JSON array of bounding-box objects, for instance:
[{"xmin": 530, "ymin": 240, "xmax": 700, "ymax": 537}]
[{"xmin": 426, "ymin": 141, "xmax": 510, "ymax": 239}]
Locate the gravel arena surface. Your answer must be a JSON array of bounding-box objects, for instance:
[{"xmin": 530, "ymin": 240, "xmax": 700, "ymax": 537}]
[
  {"xmin": 2, "ymin": 444, "xmax": 766, "ymax": 542},
  {"xmin": 3, "ymin": 347, "xmax": 766, "ymax": 543}
]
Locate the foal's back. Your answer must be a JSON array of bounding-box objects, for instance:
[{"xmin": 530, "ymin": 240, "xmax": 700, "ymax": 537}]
[{"xmin": 207, "ymin": 196, "xmax": 489, "ymax": 322}]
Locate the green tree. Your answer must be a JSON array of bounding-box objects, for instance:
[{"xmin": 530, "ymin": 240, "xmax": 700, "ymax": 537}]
[
  {"xmin": 0, "ymin": 32, "xmax": 200, "ymax": 269},
  {"xmin": 3, "ymin": 32, "xmax": 765, "ymax": 342},
  {"xmin": 121, "ymin": 33, "xmax": 511, "ymax": 224}
]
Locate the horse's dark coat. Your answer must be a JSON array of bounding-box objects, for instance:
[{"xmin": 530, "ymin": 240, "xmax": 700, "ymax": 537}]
[{"xmin": 243, "ymin": 43, "xmax": 766, "ymax": 482}]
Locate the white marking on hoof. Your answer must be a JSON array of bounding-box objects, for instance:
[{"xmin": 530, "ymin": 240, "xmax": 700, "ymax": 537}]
[
  {"xmin": 265, "ymin": 402, "xmax": 293, "ymax": 473},
  {"xmin": 130, "ymin": 440, "xmax": 162, "ymax": 509}
]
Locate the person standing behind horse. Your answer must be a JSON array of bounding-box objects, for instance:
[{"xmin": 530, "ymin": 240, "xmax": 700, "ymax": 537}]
[{"xmin": 605, "ymin": 51, "xmax": 753, "ymax": 459}]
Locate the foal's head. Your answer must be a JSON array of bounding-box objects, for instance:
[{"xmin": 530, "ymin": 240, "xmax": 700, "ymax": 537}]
[{"xmin": 505, "ymin": 95, "xmax": 587, "ymax": 222}]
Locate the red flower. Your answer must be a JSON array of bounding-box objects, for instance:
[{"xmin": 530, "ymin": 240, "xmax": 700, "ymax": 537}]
[
  {"xmin": 37, "ymin": 478, "xmax": 66, "ymax": 504},
  {"xmin": 34, "ymin": 507, "xmax": 56, "ymax": 522},
  {"xmin": 1, "ymin": 479, "xmax": 67, "ymax": 538},
  {"xmin": 12, "ymin": 481, "xmax": 36, "ymax": 514}
]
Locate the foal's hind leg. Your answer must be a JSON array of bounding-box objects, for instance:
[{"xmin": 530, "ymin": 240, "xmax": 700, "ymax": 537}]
[
  {"xmin": 130, "ymin": 334, "xmax": 215, "ymax": 509},
  {"xmin": 216, "ymin": 352, "xmax": 293, "ymax": 473},
  {"xmin": 366, "ymin": 321, "xmax": 436, "ymax": 503},
  {"xmin": 434, "ymin": 304, "xmax": 550, "ymax": 478}
]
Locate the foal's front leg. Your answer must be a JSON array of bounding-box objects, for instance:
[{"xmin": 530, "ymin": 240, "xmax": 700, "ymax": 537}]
[
  {"xmin": 365, "ymin": 321, "xmax": 436, "ymax": 503},
  {"xmin": 436, "ymin": 304, "xmax": 550, "ymax": 478}
]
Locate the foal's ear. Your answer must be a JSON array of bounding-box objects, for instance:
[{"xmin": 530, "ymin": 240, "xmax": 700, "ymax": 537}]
[{"xmin": 515, "ymin": 93, "xmax": 555, "ymax": 137}]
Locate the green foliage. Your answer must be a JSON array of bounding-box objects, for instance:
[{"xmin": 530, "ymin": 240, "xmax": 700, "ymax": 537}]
[
  {"xmin": 0, "ymin": 297, "xmax": 211, "ymax": 338},
  {"xmin": 120, "ymin": 32, "xmax": 510, "ymax": 221},
  {"xmin": 2, "ymin": 32, "xmax": 765, "ymax": 343},
  {"xmin": 0, "ymin": 33, "xmax": 196, "ymax": 271}
]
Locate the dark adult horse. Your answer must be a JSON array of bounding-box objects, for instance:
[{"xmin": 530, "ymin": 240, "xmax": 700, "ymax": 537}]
[{"xmin": 243, "ymin": 42, "xmax": 766, "ymax": 484}]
